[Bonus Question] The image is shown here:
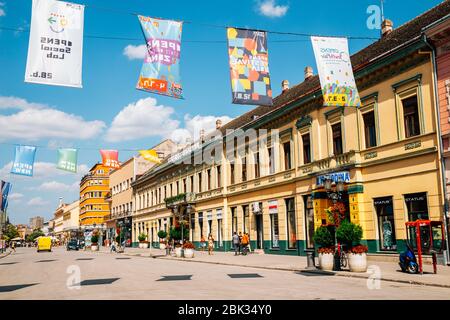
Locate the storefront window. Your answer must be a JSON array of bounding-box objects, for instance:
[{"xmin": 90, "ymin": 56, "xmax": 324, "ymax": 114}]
[
  {"xmin": 231, "ymin": 207, "xmax": 237, "ymax": 236},
  {"xmin": 404, "ymin": 192, "xmax": 429, "ymax": 221},
  {"xmin": 304, "ymin": 195, "xmax": 314, "ymax": 249},
  {"xmin": 285, "ymin": 198, "xmax": 297, "ymax": 249},
  {"xmin": 269, "ymin": 200, "xmax": 279, "ymax": 248},
  {"xmin": 374, "ymin": 197, "xmax": 396, "ymax": 251},
  {"xmin": 243, "ymin": 205, "xmax": 249, "ymax": 234},
  {"xmin": 198, "ymin": 213, "xmax": 203, "ymax": 239}
]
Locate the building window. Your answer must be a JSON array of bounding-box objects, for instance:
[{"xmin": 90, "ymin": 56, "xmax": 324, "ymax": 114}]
[
  {"xmin": 374, "ymin": 197, "xmax": 396, "ymax": 251},
  {"xmin": 285, "ymin": 198, "xmax": 297, "ymax": 249},
  {"xmin": 332, "ymin": 122, "xmax": 343, "ymax": 155},
  {"xmin": 190, "ymin": 176, "xmax": 194, "ymax": 192},
  {"xmin": 183, "ymin": 178, "xmax": 187, "ymax": 193},
  {"xmin": 269, "ymin": 204, "xmax": 279, "ymax": 248},
  {"xmin": 231, "ymin": 207, "xmax": 237, "ymax": 236},
  {"xmin": 254, "ymin": 152, "xmax": 260, "ymax": 178},
  {"xmin": 198, "ymin": 172, "xmax": 202, "ymax": 192},
  {"xmin": 363, "ymin": 111, "xmax": 377, "ymax": 148},
  {"xmin": 216, "ymin": 166, "xmax": 221, "ymax": 188},
  {"xmin": 169, "ymin": 184, "xmax": 173, "ymax": 197},
  {"xmin": 402, "ymin": 95, "xmax": 420, "ymax": 138},
  {"xmin": 207, "ymin": 169, "xmax": 211, "ymax": 190},
  {"xmin": 304, "ymin": 195, "xmax": 314, "ymax": 249},
  {"xmin": 268, "ymin": 147, "xmax": 275, "ymax": 174},
  {"xmin": 302, "ymin": 133, "xmax": 311, "ymax": 164},
  {"xmin": 176, "ymin": 181, "xmax": 179, "ymax": 195},
  {"xmin": 404, "ymin": 192, "xmax": 428, "ymax": 221},
  {"xmin": 230, "ymin": 163, "xmax": 235, "ymax": 185},
  {"xmin": 198, "ymin": 213, "xmax": 204, "ymax": 239},
  {"xmin": 241, "ymin": 157, "xmax": 247, "ymax": 182},
  {"xmin": 283, "ymin": 141, "xmax": 291, "ymax": 170},
  {"xmin": 243, "ymin": 205, "xmax": 249, "ymax": 234}
]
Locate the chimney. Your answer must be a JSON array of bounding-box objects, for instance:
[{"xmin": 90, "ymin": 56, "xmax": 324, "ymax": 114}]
[
  {"xmin": 381, "ymin": 19, "xmax": 393, "ymax": 37},
  {"xmin": 304, "ymin": 66, "xmax": 313, "ymax": 80},
  {"xmin": 215, "ymin": 119, "xmax": 222, "ymax": 130},
  {"xmin": 281, "ymin": 80, "xmax": 289, "ymax": 93}
]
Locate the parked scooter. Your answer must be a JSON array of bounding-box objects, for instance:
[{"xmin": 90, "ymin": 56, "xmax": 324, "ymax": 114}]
[{"xmin": 398, "ymin": 241, "xmax": 419, "ymax": 274}]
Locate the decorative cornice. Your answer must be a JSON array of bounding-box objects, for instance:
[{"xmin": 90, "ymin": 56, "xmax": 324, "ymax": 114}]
[{"xmin": 295, "ymin": 115, "xmax": 312, "ymax": 129}]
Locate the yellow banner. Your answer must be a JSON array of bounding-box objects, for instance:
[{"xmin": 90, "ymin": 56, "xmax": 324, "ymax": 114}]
[{"xmin": 139, "ymin": 149, "xmax": 161, "ymax": 164}]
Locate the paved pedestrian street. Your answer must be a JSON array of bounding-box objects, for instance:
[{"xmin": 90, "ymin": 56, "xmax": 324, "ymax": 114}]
[{"xmin": 1, "ymin": 248, "xmax": 449, "ymax": 300}]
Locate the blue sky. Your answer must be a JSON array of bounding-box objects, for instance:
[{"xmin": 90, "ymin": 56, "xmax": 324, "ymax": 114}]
[{"xmin": 0, "ymin": 0, "xmax": 443, "ymax": 224}]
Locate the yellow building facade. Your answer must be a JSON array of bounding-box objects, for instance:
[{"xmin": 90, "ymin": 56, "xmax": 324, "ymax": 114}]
[
  {"xmin": 79, "ymin": 163, "xmax": 111, "ymax": 229},
  {"xmin": 132, "ymin": 5, "xmax": 449, "ymax": 258}
]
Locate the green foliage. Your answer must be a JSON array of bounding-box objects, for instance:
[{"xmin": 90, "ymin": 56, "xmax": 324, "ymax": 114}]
[
  {"xmin": 138, "ymin": 233, "xmax": 147, "ymax": 242},
  {"xmin": 169, "ymin": 224, "xmax": 189, "ymax": 240},
  {"xmin": 157, "ymin": 230, "xmax": 167, "ymax": 239},
  {"xmin": 115, "ymin": 235, "xmax": 120, "ymax": 243},
  {"xmin": 336, "ymin": 220, "xmax": 363, "ymax": 247},
  {"xmin": 26, "ymin": 229, "xmax": 44, "ymax": 242},
  {"xmin": 313, "ymin": 226, "xmax": 334, "ymax": 248},
  {"xmin": 4, "ymin": 223, "xmax": 19, "ymax": 240},
  {"xmin": 91, "ymin": 235, "xmax": 99, "ymax": 244}
]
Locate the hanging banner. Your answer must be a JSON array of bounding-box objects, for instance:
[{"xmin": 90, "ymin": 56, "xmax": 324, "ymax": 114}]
[
  {"xmin": 311, "ymin": 36, "xmax": 361, "ymax": 107},
  {"xmin": 136, "ymin": 15, "xmax": 183, "ymax": 99},
  {"xmin": 56, "ymin": 148, "xmax": 78, "ymax": 173},
  {"xmin": 100, "ymin": 150, "xmax": 120, "ymax": 169},
  {"xmin": 1, "ymin": 181, "xmax": 12, "ymax": 212},
  {"xmin": 11, "ymin": 145, "xmax": 37, "ymax": 177},
  {"xmin": 227, "ymin": 28, "xmax": 272, "ymax": 106},
  {"xmin": 139, "ymin": 149, "xmax": 161, "ymax": 164},
  {"xmin": 25, "ymin": 0, "xmax": 84, "ymax": 88}
]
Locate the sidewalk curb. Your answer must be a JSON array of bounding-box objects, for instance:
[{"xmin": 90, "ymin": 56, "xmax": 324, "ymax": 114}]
[
  {"xmin": 0, "ymin": 251, "xmax": 11, "ymax": 259},
  {"xmin": 90, "ymin": 249, "xmax": 450, "ymax": 289},
  {"xmin": 153, "ymin": 255, "xmax": 450, "ymax": 289}
]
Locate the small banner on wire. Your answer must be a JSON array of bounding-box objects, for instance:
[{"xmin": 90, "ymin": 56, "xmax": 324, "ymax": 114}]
[
  {"xmin": 11, "ymin": 145, "xmax": 37, "ymax": 177},
  {"xmin": 311, "ymin": 36, "xmax": 361, "ymax": 107},
  {"xmin": 1, "ymin": 180, "xmax": 12, "ymax": 212},
  {"xmin": 139, "ymin": 149, "xmax": 161, "ymax": 164},
  {"xmin": 56, "ymin": 148, "xmax": 78, "ymax": 173},
  {"xmin": 227, "ymin": 28, "xmax": 272, "ymax": 106},
  {"xmin": 25, "ymin": 0, "xmax": 84, "ymax": 88},
  {"xmin": 136, "ymin": 15, "xmax": 183, "ymax": 99},
  {"xmin": 100, "ymin": 149, "xmax": 120, "ymax": 169}
]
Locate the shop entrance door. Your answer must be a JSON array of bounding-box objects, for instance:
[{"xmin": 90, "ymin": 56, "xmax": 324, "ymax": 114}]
[{"xmin": 256, "ymin": 214, "xmax": 263, "ymax": 249}]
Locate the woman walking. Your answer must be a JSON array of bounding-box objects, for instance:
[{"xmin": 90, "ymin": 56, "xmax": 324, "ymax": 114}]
[{"xmin": 208, "ymin": 233, "xmax": 214, "ymax": 255}]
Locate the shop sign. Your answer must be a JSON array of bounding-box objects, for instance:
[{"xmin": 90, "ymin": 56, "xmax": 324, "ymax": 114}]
[
  {"xmin": 268, "ymin": 200, "xmax": 278, "ymax": 214},
  {"xmin": 405, "ymin": 194, "xmax": 426, "ymax": 202},
  {"xmin": 374, "ymin": 197, "xmax": 392, "ymax": 206},
  {"xmin": 252, "ymin": 202, "xmax": 262, "ymax": 215},
  {"xmin": 316, "ymin": 171, "xmax": 350, "ymax": 186}
]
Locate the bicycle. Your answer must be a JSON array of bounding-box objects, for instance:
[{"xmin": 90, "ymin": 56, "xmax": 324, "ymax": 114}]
[{"xmin": 337, "ymin": 243, "xmax": 348, "ymax": 269}]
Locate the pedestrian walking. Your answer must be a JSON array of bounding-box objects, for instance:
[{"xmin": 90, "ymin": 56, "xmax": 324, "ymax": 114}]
[
  {"xmin": 208, "ymin": 233, "xmax": 214, "ymax": 255},
  {"xmin": 200, "ymin": 235, "xmax": 206, "ymax": 251},
  {"xmin": 110, "ymin": 240, "xmax": 117, "ymax": 253},
  {"xmin": 232, "ymin": 232, "xmax": 240, "ymax": 256},
  {"xmin": 10, "ymin": 241, "xmax": 16, "ymax": 253},
  {"xmin": 238, "ymin": 232, "xmax": 243, "ymax": 255},
  {"xmin": 241, "ymin": 233, "xmax": 249, "ymax": 255}
]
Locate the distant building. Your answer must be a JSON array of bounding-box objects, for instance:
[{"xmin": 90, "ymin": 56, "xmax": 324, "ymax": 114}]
[
  {"xmin": 29, "ymin": 216, "xmax": 44, "ymax": 230},
  {"xmin": 16, "ymin": 224, "xmax": 32, "ymax": 240},
  {"xmin": 52, "ymin": 198, "xmax": 80, "ymax": 243}
]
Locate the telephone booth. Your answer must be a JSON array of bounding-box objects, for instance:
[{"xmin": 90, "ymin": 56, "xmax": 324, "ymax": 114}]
[{"xmin": 405, "ymin": 220, "xmax": 446, "ymax": 274}]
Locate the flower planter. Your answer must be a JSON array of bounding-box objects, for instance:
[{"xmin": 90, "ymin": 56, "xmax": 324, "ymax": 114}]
[
  {"xmin": 175, "ymin": 247, "xmax": 182, "ymax": 257},
  {"xmin": 348, "ymin": 253, "xmax": 367, "ymax": 272},
  {"xmin": 159, "ymin": 243, "xmax": 166, "ymax": 250},
  {"xmin": 91, "ymin": 244, "xmax": 99, "ymax": 251},
  {"xmin": 184, "ymin": 248, "xmax": 195, "ymax": 258},
  {"xmin": 318, "ymin": 252, "xmax": 334, "ymax": 271},
  {"xmin": 139, "ymin": 242, "xmax": 149, "ymax": 249}
]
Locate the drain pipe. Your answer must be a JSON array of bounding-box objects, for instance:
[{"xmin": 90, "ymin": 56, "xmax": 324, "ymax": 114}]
[{"xmin": 422, "ymin": 34, "xmax": 450, "ymax": 265}]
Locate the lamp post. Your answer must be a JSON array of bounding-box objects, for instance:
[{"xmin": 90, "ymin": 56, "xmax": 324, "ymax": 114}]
[{"xmin": 324, "ymin": 177, "xmax": 345, "ymax": 271}]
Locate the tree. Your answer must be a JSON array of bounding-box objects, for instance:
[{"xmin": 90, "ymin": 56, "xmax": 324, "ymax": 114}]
[
  {"xmin": 26, "ymin": 229, "xmax": 44, "ymax": 242},
  {"xmin": 4, "ymin": 223, "xmax": 19, "ymax": 240}
]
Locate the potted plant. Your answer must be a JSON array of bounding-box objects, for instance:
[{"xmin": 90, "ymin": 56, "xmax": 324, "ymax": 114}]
[
  {"xmin": 336, "ymin": 220, "xmax": 367, "ymax": 272},
  {"xmin": 91, "ymin": 235, "xmax": 99, "ymax": 251},
  {"xmin": 158, "ymin": 230, "xmax": 167, "ymax": 250},
  {"xmin": 138, "ymin": 233, "xmax": 149, "ymax": 249},
  {"xmin": 313, "ymin": 225, "xmax": 335, "ymax": 271},
  {"xmin": 183, "ymin": 241, "xmax": 195, "ymax": 258}
]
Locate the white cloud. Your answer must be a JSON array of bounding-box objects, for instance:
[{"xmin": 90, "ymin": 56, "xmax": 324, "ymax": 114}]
[
  {"xmin": 0, "ymin": 96, "xmax": 106, "ymax": 141},
  {"xmin": 27, "ymin": 197, "xmax": 49, "ymax": 206},
  {"xmin": 0, "ymin": 162, "xmax": 89, "ymax": 180},
  {"xmin": 9, "ymin": 193, "xmax": 24, "ymax": 201},
  {"xmin": 105, "ymin": 97, "xmax": 180, "ymax": 142},
  {"xmin": 123, "ymin": 44, "xmax": 146, "ymax": 60},
  {"xmin": 32, "ymin": 181, "xmax": 79, "ymax": 192},
  {"xmin": 0, "ymin": 2, "xmax": 5, "ymax": 17},
  {"xmin": 0, "ymin": 96, "xmax": 46, "ymax": 110},
  {"xmin": 257, "ymin": 0, "xmax": 289, "ymax": 18},
  {"xmin": 105, "ymin": 97, "xmax": 233, "ymax": 144}
]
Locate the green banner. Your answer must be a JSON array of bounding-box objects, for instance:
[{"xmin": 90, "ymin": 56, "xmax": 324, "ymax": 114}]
[{"xmin": 56, "ymin": 148, "xmax": 78, "ymax": 173}]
